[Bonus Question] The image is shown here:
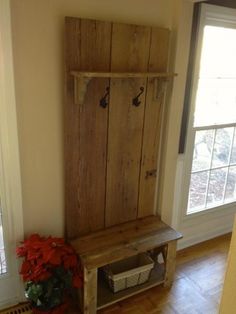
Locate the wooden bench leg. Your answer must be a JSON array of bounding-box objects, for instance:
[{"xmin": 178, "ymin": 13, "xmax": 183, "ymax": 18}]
[
  {"xmin": 83, "ymin": 267, "xmax": 97, "ymax": 314},
  {"xmin": 164, "ymin": 241, "xmax": 177, "ymax": 288}
]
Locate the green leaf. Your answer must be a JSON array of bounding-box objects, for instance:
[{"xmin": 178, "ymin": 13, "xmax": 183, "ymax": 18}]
[
  {"xmin": 25, "ymin": 282, "xmax": 43, "ymax": 303},
  {"xmin": 24, "ymin": 265, "xmax": 76, "ymax": 310}
]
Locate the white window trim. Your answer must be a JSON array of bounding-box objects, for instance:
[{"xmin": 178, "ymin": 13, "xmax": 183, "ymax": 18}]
[
  {"xmin": 0, "ymin": 0, "xmax": 24, "ymax": 308},
  {"xmin": 181, "ymin": 3, "xmax": 236, "ymax": 222}
]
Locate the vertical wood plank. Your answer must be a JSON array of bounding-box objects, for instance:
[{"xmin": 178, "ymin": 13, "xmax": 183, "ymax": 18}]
[
  {"xmin": 164, "ymin": 240, "xmax": 177, "ymax": 287},
  {"xmin": 65, "ymin": 17, "xmax": 82, "ymax": 239},
  {"xmin": 83, "ymin": 267, "xmax": 97, "ymax": 314},
  {"xmin": 105, "ymin": 23, "xmax": 151, "ymax": 227},
  {"xmin": 138, "ymin": 28, "xmax": 170, "ymax": 218},
  {"xmin": 65, "ymin": 18, "xmax": 112, "ymax": 238}
]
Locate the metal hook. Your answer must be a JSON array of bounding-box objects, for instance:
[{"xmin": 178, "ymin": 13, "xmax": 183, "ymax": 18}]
[
  {"xmin": 100, "ymin": 87, "xmax": 110, "ymax": 108},
  {"xmin": 132, "ymin": 87, "xmax": 144, "ymax": 107}
]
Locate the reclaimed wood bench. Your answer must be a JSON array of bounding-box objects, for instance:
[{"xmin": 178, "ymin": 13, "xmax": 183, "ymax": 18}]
[{"xmin": 71, "ymin": 215, "xmax": 182, "ymax": 314}]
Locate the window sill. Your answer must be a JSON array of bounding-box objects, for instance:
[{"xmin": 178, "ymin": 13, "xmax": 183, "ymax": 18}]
[{"xmin": 182, "ymin": 201, "xmax": 236, "ymax": 222}]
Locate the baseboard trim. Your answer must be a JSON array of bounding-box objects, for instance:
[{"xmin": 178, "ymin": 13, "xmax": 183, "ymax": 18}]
[
  {"xmin": 177, "ymin": 224, "xmax": 232, "ymax": 250},
  {"xmin": 0, "ymin": 303, "xmax": 32, "ymax": 314}
]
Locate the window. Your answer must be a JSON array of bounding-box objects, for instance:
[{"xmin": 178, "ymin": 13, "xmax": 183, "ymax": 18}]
[
  {"xmin": 185, "ymin": 4, "xmax": 236, "ymax": 214},
  {"xmin": 0, "ymin": 0, "xmax": 24, "ymax": 308}
]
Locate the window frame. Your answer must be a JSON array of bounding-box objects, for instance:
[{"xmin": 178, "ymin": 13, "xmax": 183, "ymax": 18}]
[
  {"xmin": 181, "ymin": 3, "xmax": 236, "ymax": 220},
  {"xmin": 0, "ymin": 0, "xmax": 24, "ymax": 308}
]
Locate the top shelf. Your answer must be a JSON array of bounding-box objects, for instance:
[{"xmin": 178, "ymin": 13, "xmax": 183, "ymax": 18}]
[
  {"xmin": 70, "ymin": 71, "xmax": 177, "ymax": 79},
  {"xmin": 70, "ymin": 215, "xmax": 182, "ymax": 270}
]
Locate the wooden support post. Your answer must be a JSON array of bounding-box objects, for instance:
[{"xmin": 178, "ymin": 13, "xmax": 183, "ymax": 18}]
[
  {"xmin": 74, "ymin": 77, "xmax": 91, "ymax": 105},
  {"xmin": 164, "ymin": 241, "xmax": 177, "ymax": 288},
  {"xmin": 83, "ymin": 267, "xmax": 97, "ymax": 314}
]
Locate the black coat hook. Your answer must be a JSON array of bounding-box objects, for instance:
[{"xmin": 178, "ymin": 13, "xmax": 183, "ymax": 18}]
[
  {"xmin": 132, "ymin": 87, "xmax": 144, "ymax": 107},
  {"xmin": 100, "ymin": 87, "xmax": 110, "ymax": 108}
]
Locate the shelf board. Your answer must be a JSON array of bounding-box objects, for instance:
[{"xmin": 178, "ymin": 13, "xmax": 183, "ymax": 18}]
[
  {"xmin": 70, "ymin": 71, "xmax": 177, "ymax": 79},
  {"xmin": 97, "ymin": 263, "xmax": 165, "ymax": 310},
  {"xmin": 71, "ymin": 216, "xmax": 182, "ymax": 270}
]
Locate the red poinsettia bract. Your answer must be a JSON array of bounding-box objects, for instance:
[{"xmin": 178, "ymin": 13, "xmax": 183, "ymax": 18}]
[{"xmin": 16, "ymin": 233, "xmax": 83, "ymax": 288}]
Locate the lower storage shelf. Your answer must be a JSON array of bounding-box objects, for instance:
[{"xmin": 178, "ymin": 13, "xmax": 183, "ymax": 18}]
[
  {"xmin": 72, "ymin": 216, "xmax": 182, "ymax": 313},
  {"xmin": 97, "ymin": 263, "xmax": 165, "ymax": 310}
]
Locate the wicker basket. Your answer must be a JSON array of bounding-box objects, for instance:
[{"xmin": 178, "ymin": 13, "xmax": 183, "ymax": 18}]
[{"xmin": 103, "ymin": 253, "xmax": 154, "ymax": 293}]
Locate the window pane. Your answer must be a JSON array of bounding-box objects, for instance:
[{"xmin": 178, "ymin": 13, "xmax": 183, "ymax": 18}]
[
  {"xmin": 230, "ymin": 130, "xmax": 236, "ymax": 164},
  {"xmin": 225, "ymin": 166, "xmax": 236, "ymax": 202},
  {"xmin": 194, "ymin": 78, "xmax": 236, "ymax": 126},
  {"xmin": 0, "ymin": 208, "xmax": 6, "ymax": 275},
  {"xmin": 188, "ymin": 171, "xmax": 209, "ymax": 211},
  {"xmin": 200, "ymin": 26, "xmax": 236, "ymax": 79},
  {"xmin": 194, "ymin": 26, "xmax": 236, "ymax": 127},
  {"xmin": 212, "ymin": 128, "xmax": 234, "ymax": 168},
  {"xmin": 192, "ymin": 130, "xmax": 214, "ymax": 172},
  {"xmin": 207, "ymin": 168, "xmax": 227, "ymax": 207}
]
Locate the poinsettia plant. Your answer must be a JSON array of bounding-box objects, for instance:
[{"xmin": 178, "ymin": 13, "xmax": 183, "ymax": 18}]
[{"xmin": 16, "ymin": 234, "xmax": 83, "ymax": 314}]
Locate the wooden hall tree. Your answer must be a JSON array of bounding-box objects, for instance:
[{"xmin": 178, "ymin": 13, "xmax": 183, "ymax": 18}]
[
  {"xmin": 65, "ymin": 17, "xmax": 172, "ymax": 239},
  {"xmin": 65, "ymin": 17, "xmax": 182, "ymax": 314}
]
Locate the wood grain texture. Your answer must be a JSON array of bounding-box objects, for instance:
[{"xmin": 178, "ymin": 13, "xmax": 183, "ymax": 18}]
[
  {"xmin": 83, "ymin": 267, "xmax": 97, "ymax": 314},
  {"xmin": 109, "ymin": 23, "xmax": 151, "ymax": 72},
  {"xmin": 164, "ymin": 240, "xmax": 177, "ymax": 287},
  {"xmin": 148, "ymin": 27, "xmax": 170, "ymax": 72},
  {"xmin": 71, "ymin": 215, "xmax": 182, "ymax": 270},
  {"xmin": 77, "ymin": 77, "xmax": 109, "ymax": 235},
  {"xmin": 71, "ymin": 71, "xmax": 177, "ymax": 78},
  {"xmin": 65, "ymin": 18, "xmax": 172, "ymax": 239},
  {"xmin": 65, "ymin": 17, "xmax": 82, "ymax": 239},
  {"xmin": 105, "ymin": 23, "xmax": 151, "ymax": 227},
  {"xmin": 138, "ymin": 28, "xmax": 170, "ymax": 218},
  {"xmin": 65, "ymin": 18, "xmax": 112, "ymax": 238},
  {"xmin": 71, "ymin": 215, "xmax": 181, "ymax": 313}
]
